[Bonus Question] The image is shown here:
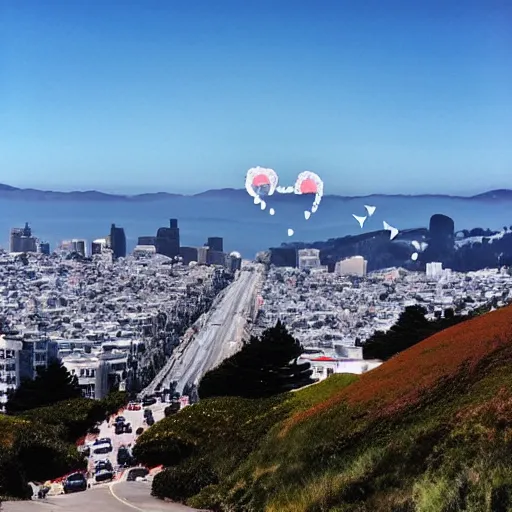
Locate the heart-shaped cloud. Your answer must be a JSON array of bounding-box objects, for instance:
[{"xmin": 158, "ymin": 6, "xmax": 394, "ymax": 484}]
[{"xmin": 245, "ymin": 167, "xmax": 324, "ymax": 237}]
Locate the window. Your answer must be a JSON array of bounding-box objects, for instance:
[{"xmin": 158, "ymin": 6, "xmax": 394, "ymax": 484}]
[
  {"xmin": 80, "ymin": 369, "xmax": 85, "ymax": 377},
  {"xmin": 35, "ymin": 353, "xmax": 46, "ymax": 363},
  {"xmin": 0, "ymin": 350, "xmax": 4, "ymax": 359},
  {"xmin": 35, "ymin": 341, "xmax": 46, "ymax": 351}
]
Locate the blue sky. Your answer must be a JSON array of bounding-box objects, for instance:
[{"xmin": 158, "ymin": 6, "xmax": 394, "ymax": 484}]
[{"xmin": 1, "ymin": 0, "xmax": 511, "ymax": 195}]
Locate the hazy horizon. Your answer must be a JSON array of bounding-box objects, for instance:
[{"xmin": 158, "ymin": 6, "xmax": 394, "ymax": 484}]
[{"xmin": 1, "ymin": 180, "xmax": 511, "ymax": 198}]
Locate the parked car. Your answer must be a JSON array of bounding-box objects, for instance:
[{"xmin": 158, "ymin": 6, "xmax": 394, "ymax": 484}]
[
  {"xmin": 93, "ymin": 438, "xmax": 112, "ymax": 454},
  {"xmin": 115, "ymin": 422, "xmax": 125, "ymax": 435},
  {"xmin": 142, "ymin": 396, "xmax": 157, "ymax": 407},
  {"xmin": 114, "ymin": 416, "xmax": 126, "ymax": 424},
  {"xmin": 143, "ymin": 409, "xmax": 152, "ymax": 419},
  {"xmin": 127, "ymin": 402, "xmax": 141, "ymax": 411},
  {"xmin": 63, "ymin": 472, "xmax": 87, "ymax": 494},
  {"xmin": 124, "ymin": 422, "xmax": 133, "ymax": 434},
  {"xmin": 95, "ymin": 468, "xmax": 114, "ymax": 482},
  {"xmin": 94, "ymin": 459, "xmax": 113, "ymax": 472},
  {"xmin": 94, "ymin": 437, "xmax": 112, "ymax": 446},
  {"xmin": 126, "ymin": 467, "xmax": 149, "ymax": 482},
  {"xmin": 117, "ymin": 446, "xmax": 134, "ymax": 467},
  {"xmin": 145, "ymin": 415, "xmax": 155, "ymax": 426}
]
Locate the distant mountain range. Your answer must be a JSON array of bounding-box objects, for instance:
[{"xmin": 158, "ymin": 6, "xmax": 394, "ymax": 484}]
[{"xmin": 0, "ymin": 183, "xmax": 511, "ymax": 202}]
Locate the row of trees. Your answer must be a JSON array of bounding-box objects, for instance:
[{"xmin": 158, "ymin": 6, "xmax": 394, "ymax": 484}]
[
  {"xmin": 6, "ymin": 361, "xmax": 82, "ymax": 414},
  {"xmin": 362, "ymin": 305, "xmax": 476, "ymax": 360}
]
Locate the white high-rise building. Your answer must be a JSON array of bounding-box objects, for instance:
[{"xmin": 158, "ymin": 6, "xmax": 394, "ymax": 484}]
[
  {"xmin": 426, "ymin": 262, "xmax": 443, "ymax": 279},
  {"xmin": 298, "ymin": 248, "xmax": 321, "ymax": 270},
  {"xmin": 336, "ymin": 256, "xmax": 367, "ymax": 277},
  {"xmin": 0, "ymin": 335, "xmax": 23, "ymax": 412}
]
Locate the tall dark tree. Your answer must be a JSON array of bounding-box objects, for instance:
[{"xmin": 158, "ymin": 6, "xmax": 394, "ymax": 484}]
[
  {"xmin": 198, "ymin": 321, "xmax": 314, "ymax": 399},
  {"xmin": 6, "ymin": 360, "xmax": 82, "ymax": 414},
  {"xmin": 363, "ymin": 305, "xmax": 466, "ymax": 361}
]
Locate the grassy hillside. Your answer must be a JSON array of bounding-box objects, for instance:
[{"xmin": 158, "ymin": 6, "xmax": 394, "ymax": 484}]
[{"xmin": 136, "ymin": 305, "xmax": 512, "ymax": 511}]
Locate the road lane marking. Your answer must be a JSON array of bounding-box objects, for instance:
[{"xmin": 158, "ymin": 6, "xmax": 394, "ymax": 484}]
[{"xmin": 109, "ymin": 482, "xmax": 144, "ymax": 511}]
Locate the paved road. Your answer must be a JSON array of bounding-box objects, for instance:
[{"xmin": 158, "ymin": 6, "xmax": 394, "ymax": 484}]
[
  {"xmin": 163, "ymin": 266, "xmax": 263, "ymax": 393},
  {"xmin": 1, "ymin": 481, "xmax": 200, "ymax": 511}
]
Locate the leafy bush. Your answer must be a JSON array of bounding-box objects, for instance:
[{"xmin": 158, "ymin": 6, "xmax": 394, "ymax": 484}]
[
  {"xmin": 152, "ymin": 457, "xmax": 218, "ymax": 502},
  {"xmin": 21, "ymin": 398, "xmax": 105, "ymax": 443}
]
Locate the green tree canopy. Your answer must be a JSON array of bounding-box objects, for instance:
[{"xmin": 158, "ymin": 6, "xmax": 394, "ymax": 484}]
[
  {"xmin": 363, "ymin": 305, "xmax": 466, "ymax": 360},
  {"xmin": 6, "ymin": 360, "xmax": 82, "ymax": 414},
  {"xmin": 198, "ymin": 321, "xmax": 314, "ymax": 399}
]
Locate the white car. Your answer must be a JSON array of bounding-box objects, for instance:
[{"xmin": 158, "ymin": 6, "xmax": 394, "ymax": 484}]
[{"xmin": 93, "ymin": 441, "xmax": 112, "ymax": 454}]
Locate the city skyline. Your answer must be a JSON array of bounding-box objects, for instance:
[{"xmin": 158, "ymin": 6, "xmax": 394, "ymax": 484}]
[{"xmin": 1, "ymin": 1, "xmax": 511, "ymax": 196}]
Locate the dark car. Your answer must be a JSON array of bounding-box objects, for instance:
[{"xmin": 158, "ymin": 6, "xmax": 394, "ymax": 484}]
[
  {"xmin": 95, "ymin": 468, "xmax": 114, "ymax": 482},
  {"xmin": 63, "ymin": 472, "xmax": 87, "ymax": 494},
  {"xmin": 126, "ymin": 467, "xmax": 149, "ymax": 481},
  {"xmin": 114, "ymin": 416, "xmax": 126, "ymax": 424},
  {"xmin": 146, "ymin": 415, "xmax": 155, "ymax": 426},
  {"xmin": 142, "ymin": 396, "xmax": 157, "ymax": 407},
  {"xmin": 115, "ymin": 422, "xmax": 125, "ymax": 435},
  {"xmin": 123, "ymin": 422, "xmax": 133, "ymax": 434},
  {"xmin": 117, "ymin": 446, "xmax": 133, "ymax": 467},
  {"xmin": 94, "ymin": 460, "xmax": 113, "ymax": 472},
  {"xmin": 143, "ymin": 408, "xmax": 152, "ymax": 418}
]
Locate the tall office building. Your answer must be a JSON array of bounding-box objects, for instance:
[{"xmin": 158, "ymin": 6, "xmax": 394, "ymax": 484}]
[
  {"xmin": 110, "ymin": 224, "xmax": 126, "ymax": 259},
  {"xmin": 38, "ymin": 241, "xmax": 50, "ymax": 255},
  {"xmin": 270, "ymin": 247, "xmax": 298, "ymax": 267},
  {"xmin": 426, "ymin": 262, "xmax": 443, "ymax": 279},
  {"xmin": 197, "ymin": 246, "xmax": 208, "ymax": 264},
  {"xmin": 91, "ymin": 239, "xmax": 107, "ymax": 255},
  {"xmin": 228, "ymin": 251, "xmax": 242, "ymax": 272},
  {"xmin": 155, "ymin": 219, "xmax": 180, "ymax": 258},
  {"xmin": 72, "ymin": 239, "xmax": 87, "ymax": 257},
  {"xmin": 298, "ymin": 248, "xmax": 321, "ymax": 270},
  {"xmin": 180, "ymin": 246, "xmax": 199, "ymax": 264},
  {"xmin": 207, "ymin": 237, "xmax": 223, "ymax": 252},
  {"xmin": 335, "ymin": 256, "xmax": 367, "ymax": 277},
  {"xmin": 207, "ymin": 250, "xmax": 226, "ymax": 266},
  {"xmin": 10, "ymin": 223, "xmax": 37, "ymax": 253}
]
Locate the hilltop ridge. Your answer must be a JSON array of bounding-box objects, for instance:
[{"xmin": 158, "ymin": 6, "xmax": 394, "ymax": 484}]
[
  {"xmin": 133, "ymin": 304, "xmax": 512, "ymax": 511},
  {"xmin": 0, "ymin": 182, "xmax": 511, "ymax": 202}
]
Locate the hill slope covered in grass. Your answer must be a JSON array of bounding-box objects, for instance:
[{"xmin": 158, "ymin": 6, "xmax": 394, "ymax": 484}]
[{"xmin": 136, "ymin": 305, "xmax": 512, "ymax": 511}]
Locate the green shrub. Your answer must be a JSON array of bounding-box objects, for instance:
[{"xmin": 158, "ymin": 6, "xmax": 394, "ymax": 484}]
[{"xmin": 152, "ymin": 457, "xmax": 218, "ymax": 502}]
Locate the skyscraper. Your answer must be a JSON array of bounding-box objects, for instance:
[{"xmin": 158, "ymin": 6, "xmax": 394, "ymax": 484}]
[
  {"xmin": 207, "ymin": 237, "xmax": 223, "ymax": 252},
  {"xmin": 72, "ymin": 239, "xmax": 87, "ymax": 257},
  {"xmin": 155, "ymin": 219, "xmax": 180, "ymax": 258},
  {"xmin": 110, "ymin": 224, "xmax": 126, "ymax": 259},
  {"xmin": 9, "ymin": 223, "xmax": 37, "ymax": 253}
]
